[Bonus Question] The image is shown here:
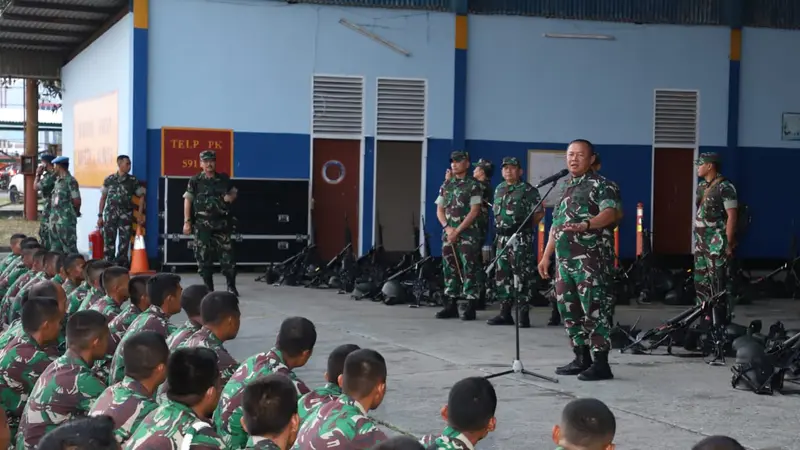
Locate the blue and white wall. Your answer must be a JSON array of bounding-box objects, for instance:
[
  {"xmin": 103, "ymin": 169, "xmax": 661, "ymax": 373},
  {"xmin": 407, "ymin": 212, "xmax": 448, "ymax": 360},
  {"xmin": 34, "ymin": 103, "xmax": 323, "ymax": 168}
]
[
  {"xmin": 61, "ymin": 12, "xmax": 133, "ymax": 253},
  {"xmin": 71, "ymin": 0, "xmax": 799, "ymax": 260}
]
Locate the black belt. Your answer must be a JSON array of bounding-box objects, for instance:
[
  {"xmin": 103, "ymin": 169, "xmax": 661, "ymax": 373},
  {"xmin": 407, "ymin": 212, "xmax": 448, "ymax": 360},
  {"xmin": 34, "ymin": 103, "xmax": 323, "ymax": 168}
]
[{"xmin": 496, "ymin": 227, "xmax": 533, "ymax": 237}]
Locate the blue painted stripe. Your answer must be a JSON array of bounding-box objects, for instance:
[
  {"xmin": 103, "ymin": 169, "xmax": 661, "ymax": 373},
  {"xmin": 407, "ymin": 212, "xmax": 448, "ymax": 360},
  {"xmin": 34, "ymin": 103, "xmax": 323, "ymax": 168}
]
[
  {"xmin": 362, "ymin": 137, "xmax": 375, "ymax": 256},
  {"xmin": 726, "ymin": 58, "xmax": 741, "ymax": 185},
  {"xmin": 452, "ymin": 48, "xmax": 467, "ymax": 150},
  {"xmin": 132, "ymin": 27, "xmax": 148, "ymax": 180}
]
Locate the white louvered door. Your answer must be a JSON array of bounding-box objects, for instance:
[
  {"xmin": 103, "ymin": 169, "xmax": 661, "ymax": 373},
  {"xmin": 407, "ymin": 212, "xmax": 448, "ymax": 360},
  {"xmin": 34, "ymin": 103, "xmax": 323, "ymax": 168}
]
[
  {"xmin": 376, "ymin": 78, "xmax": 426, "ymax": 139},
  {"xmin": 312, "ymin": 75, "xmax": 364, "ymax": 137},
  {"xmin": 653, "ymin": 89, "xmax": 699, "ymax": 147}
]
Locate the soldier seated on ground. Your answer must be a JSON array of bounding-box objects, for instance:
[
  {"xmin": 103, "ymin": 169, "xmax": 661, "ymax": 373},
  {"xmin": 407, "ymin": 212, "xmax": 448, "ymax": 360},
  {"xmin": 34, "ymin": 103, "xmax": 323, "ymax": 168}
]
[
  {"xmin": 61, "ymin": 253, "xmax": 87, "ymax": 296},
  {"xmin": 17, "ymin": 310, "xmax": 109, "ymax": 450},
  {"xmin": 37, "ymin": 415, "xmax": 117, "ymax": 450},
  {"xmin": 692, "ymin": 436, "xmax": 745, "ymax": 450},
  {"xmin": 420, "ymin": 377, "xmax": 497, "ymax": 449},
  {"xmin": 75, "ymin": 260, "xmax": 114, "ymax": 313},
  {"xmin": 216, "ymin": 316, "xmax": 315, "ymax": 449},
  {"xmin": 3, "ymin": 248, "xmax": 47, "ymax": 320},
  {"xmin": 0, "ymin": 234, "xmax": 26, "ymax": 274},
  {"xmin": 0, "ymin": 239, "xmax": 39, "ymax": 296},
  {"xmin": 292, "ymin": 349, "xmax": 389, "ymax": 450},
  {"xmin": 179, "ymin": 291, "xmax": 240, "ymax": 384},
  {"xmin": 0, "ymin": 280, "xmax": 65, "ymax": 355},
  {"xmin": 0, "ymin": 297, "xmax": 63, "ymax": 439},
  {"xmin": 374, "ymin": 436, "xmax": 426, "ymax": 450},
  {"xmin": 551, "ymin": 398, "xmax": 616, "ymax": 450},
  {"xmin": 166, "ymin": 283, "xmax": 209, "ymax": 350},
  {"xmin": 241, "ymin": 374, "xmax": 301, "ymax": 450},
  {"xmin": 89, "ymin": 331, "xmax": 169, "ymax": 444},
  {"xmin": 108, "ymin": 274, "xmax": 151, "ymax": 346},
  {"xmin": 88, "ymin": 266, "xmax": 130, "ymax": 320},
  {"xmin": 297, "ymin": 343, "xmax": 360, "ymax": 425},
  {"xmin": 125, "ymin": 347, "xmax": 225, "ymax": 449}
]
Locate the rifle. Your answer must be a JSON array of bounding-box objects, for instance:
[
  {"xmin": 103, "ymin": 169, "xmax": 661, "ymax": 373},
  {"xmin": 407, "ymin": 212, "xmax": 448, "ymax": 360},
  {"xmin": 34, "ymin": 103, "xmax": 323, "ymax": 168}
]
[
  {"xmin": 336, "ymin": 214, "xmax": 358, "ymax": 294},
  {"xmin": 409, "ymin": 215, "xmax": 442, "ymax": 308},
  {"xmin": 257, "ymin": 213, "xmax": 317, "ymax": 285}
]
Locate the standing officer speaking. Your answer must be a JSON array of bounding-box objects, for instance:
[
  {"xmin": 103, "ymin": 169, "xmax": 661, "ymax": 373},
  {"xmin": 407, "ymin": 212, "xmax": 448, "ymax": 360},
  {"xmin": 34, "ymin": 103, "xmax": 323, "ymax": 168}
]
[
  {"xmin": 435, "ymin": 151, "xmax": 483, "ymax": 321},
  {"xmin": 48, "ymin": 156, "xmax": 81, "ymax": 254},
  {"xmin": 97, "ymin": 155, "xmax": 145, "ymax": 264},
  {"xmin": 182, "ymin": 150, "xmax": 239, "ymax": 296},
  {"xmin": 33, "ymin": 154, "xmax": 57, "ymax": 249},
  {"xmin": 486, "ymin": 157, "xmax": 543, "ymax": 328},
  {"xmin": 538, "ymin": 139, "xmax": 619, "ymax": 382}
]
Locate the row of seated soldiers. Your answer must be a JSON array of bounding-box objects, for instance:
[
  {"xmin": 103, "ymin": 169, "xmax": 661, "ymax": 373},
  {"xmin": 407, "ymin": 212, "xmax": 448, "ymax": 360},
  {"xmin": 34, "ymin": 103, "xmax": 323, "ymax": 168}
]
[{"xmin": 0, "ymin": 233, "xmax": 751, "ymax": 450}]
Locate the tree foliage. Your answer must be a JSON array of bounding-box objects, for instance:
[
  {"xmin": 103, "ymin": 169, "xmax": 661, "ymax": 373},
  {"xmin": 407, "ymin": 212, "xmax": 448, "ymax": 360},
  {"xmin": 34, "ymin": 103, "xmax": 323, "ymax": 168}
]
[{"xmin": 0, "ymin": 77, "xmax": 62, "ymax": 110}]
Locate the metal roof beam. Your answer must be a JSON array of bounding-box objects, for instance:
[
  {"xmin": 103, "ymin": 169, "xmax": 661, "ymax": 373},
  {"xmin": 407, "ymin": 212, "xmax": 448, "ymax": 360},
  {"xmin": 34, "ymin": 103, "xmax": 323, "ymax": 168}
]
[
  {"xmin": 0, "ymin": 13, "xmax": 104, "ymax": 27},
  {"xmin": 0, "ymin": 48, "xmax": 62, "ymax": 79},
  {"xmin": 0, "ymin": 25, "xmax": 90, "ymax": 39},
  {"xmin": 0, "ymin": 37, "xmax": 71, "ymax": 49},
  {"xmin": 10, "ymin": 0, "xmax": 119, "ymax": 15}
]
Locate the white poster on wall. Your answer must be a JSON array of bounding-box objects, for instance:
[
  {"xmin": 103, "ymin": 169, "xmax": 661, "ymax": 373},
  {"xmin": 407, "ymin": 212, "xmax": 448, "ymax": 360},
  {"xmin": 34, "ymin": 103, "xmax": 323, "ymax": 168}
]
[
  {"xmin": 782, "ymin": 112, "xmax": 800, "ymax": 141},
  {"xmin": 527, "ymin": 149, "xmax": 567, "ymax": 208}
]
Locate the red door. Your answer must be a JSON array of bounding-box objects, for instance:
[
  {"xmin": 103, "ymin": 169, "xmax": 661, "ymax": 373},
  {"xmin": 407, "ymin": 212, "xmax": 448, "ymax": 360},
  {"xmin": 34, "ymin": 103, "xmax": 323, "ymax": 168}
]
[
  {"xmin": 653, "ymin": 148, "xmax": 694, "ymax": 255},
  {"xmin": 312, "ymin": 139, "xmax": 360, "ymax": 261}
]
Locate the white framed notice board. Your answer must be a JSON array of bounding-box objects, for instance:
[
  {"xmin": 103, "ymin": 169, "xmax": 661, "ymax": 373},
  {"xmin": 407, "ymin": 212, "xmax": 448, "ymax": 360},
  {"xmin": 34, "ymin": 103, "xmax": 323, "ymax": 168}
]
[{"xmin": 527, "ymin": 149, "xmax": 567, "ymax": 208}]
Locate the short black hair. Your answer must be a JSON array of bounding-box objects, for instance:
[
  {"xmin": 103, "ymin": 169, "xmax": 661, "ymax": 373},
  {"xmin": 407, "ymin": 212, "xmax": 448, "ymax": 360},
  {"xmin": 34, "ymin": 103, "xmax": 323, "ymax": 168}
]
[
  {"xmin": 37, "ymin": 415, "xmax": 117, "ymax": 450},
  {"xmin": 10, "ymin": 233, "xmax": 26, "ymax": 243},
  {"xmin": 167, "ymin": 347, "xmax": 219, "ymax": 404},
  {"xmin": 21, "ymin": 238, "xmax": 40, "ymax": 250},
  {"xmin": 692, "ymin": 436, "xmax": 745, "ymax": 450},
  {"xmin": 276, "ymin": 317, "xmax": 317, "ymax": 357},
  {"xmin": 181, "ymin": 284, "xmax": 210, "ymax": 317},
  {"xmin": 101, "ymin": 266, "xmax": 129, "ymax": 291},
  {"xmin": 29, "ymin": 280, "xmax": 60, "ymax": 300},
  {"xmin": 124, "ymin": 331, "xmax": 170, "ymax": 381},
  {"xmin": 66, "ymin": 310, "xmax": 108, "ymax": 351},
  {"xmin": 242, "ymin": 374, "xmax": 298, "ymax": 436},
  {"xmin": 47, "ymin": 252, "xmax": 65, "ymax": 273},
  {"xmin": 21, "ymin": 297, "xmax": 61, "ymax": 334},
  {"xmin": 33, "ymin": 249, "xmax": 47, "ymax": 264},
  {"xmin": 372, "ymin": 436, "xmax": 425, "ymax": 450},
  {"xmin": 129, "ymin": 275, "xmax": 151, "ymax": 308},
  {"xmin": 147, "ymin": 273, "xmax": 182, "ymax": 307},
  {"xmin": 89, "ymin": 260, "xmax": 113, "ymax": 287},
  {"xmin": 560, "ymin": 398, "xmax": 616, "ymax": 447},
  {"xmin": 328, "ymin": 344, "xmax": 360, "ymax": 386},
  {"xmin": 342, "ymin": 349, "xmax": 387, "ymax": 398},
  {"xmin": 447, "ymin": 377, "xmax": 497, "ymax": 432},
  {"xmin": 569, "ymin": 138, "xmax": 595, "ymax": 155},
  {"xmin": 200, "ymin": 291, "xmax": 240, "ymax": 324},
  {"xmin": 64, "ymin": 253, "xmax": 86, "ymax": 272},
  {"xmin": 117, "ymin": 155, "xmax": 130, "ymax": 163}
]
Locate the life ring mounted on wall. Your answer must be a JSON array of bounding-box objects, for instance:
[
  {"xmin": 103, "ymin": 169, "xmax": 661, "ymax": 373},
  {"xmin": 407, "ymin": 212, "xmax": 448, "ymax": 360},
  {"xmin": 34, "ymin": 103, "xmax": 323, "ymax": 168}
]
[{"xmin": 322, "ymin": 160, "xmax": 346, "ymax": 184}]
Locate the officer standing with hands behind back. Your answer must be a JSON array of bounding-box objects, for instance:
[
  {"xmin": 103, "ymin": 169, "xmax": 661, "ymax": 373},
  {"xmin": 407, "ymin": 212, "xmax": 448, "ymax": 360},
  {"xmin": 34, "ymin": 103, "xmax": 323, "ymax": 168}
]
[
  {"xmin": 183, "ymin": 150, "xmax": 239, "ymax": 296},
  {"xmin": 33, "ymin": 154, "xmax": 57, "ymax": 249}
]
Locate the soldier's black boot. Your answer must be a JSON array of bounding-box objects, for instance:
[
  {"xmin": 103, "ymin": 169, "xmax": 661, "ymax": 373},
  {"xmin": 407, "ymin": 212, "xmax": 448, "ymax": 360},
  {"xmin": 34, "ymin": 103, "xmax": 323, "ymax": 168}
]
[
  {"xmin": 226, "ymin": 275, "xmax": 239, "ymax": 298},
  {"xmin": 476, "ymin": 290, "xmax": 487, "ymax": 311},
  {"xmin": 578, "ymin": 350, "xmax": 614, "ymax": 381},
  {"xmin": 555, "ymin": 345, "xmax": 592, "ymax": 375},
  {"xmin": 547, "ymin": 302, "xmax": 561, "ymax": 326},
  {"xmin": 518, "ymin": 306, "xmax": 531, "ymax": 328},
  {"xmin": 202, "ymin": 274, "xmax": 214, "ymax": 292},
  {"xmin": 486, "ymin": 302, "xmax": 514, "ymax": 325},
  {"xmin": 435, "ymin": 298, "xmax": 459, "ymax": 319},
  {"xmin": 460, "ymin": 298, "xmax": 476, "ymax": 321}
]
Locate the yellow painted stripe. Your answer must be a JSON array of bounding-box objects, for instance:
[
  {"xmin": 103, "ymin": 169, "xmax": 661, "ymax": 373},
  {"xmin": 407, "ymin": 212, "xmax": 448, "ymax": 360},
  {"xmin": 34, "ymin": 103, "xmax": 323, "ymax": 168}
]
[
  {"xmin": 455, "ymin": 15, "xmax": 467, "ymax": 50},
  {"xmin": 730, "ymin": 28, "xmax": 741, "ymax": 61},
  {"xmin": 133, "ymin": 0, "xmax": 148, "ymax": 29}
]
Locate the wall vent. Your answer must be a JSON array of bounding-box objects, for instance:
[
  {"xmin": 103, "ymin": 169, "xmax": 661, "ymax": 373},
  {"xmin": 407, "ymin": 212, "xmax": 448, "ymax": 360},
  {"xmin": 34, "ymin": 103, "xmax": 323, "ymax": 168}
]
[
  {"xmin": 376, "ymin": 78, "xmax": 426, "ymax": 138},
  {"xmin": 312, "ymin": 75, "xmax": 364, "ymax": 136},
  {"xmin": 653, "ymin": 90, "xmax": 698, "ymax": 146}
]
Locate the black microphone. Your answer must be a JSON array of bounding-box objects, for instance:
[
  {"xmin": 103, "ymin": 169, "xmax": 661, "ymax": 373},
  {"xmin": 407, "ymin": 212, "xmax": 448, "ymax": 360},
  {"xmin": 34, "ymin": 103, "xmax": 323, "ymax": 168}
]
[{"xmin": 535, "ymin": 169, "xmax": 569, "ymax": 188}]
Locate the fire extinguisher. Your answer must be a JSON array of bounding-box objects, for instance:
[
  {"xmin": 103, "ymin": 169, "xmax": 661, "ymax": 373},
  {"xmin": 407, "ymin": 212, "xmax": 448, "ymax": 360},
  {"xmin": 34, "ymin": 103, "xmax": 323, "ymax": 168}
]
[{"xmin": 89, "ymin": 229, "xmax": 104, "ymax": 260}]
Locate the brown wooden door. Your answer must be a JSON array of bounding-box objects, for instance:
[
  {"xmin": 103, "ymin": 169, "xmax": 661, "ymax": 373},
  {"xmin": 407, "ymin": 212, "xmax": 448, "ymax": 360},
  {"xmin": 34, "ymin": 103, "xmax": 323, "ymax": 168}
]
[
  {"xmin": 312, "ymin": 139, "xmax": 360, "ymax": 261},
  {"xmin": 653, "ymin": 148, "xmax": 694, "ymax": 255}
]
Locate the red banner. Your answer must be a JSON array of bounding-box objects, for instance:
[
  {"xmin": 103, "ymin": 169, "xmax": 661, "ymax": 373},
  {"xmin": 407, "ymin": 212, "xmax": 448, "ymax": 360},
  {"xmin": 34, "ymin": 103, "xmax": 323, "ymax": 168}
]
[{"xmin": 161, "ymin": 127, "xmax": 234, "ymax": 177}]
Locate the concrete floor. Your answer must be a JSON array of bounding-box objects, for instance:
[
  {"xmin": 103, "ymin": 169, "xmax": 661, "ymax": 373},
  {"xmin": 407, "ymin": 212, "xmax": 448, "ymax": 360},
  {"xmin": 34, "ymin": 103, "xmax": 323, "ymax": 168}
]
[{"xmin": 180, "ymin": 272, "xmax": 800, "ymax": 450}]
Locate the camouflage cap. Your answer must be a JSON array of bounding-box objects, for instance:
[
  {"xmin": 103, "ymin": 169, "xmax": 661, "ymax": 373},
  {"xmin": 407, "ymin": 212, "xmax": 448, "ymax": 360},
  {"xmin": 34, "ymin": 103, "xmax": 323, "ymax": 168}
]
[
  {"xmin": 199, "ymin": 150, "xmax": 216, "ymax": 161},
  {"xmin": 450, "ymin": 151, "xmax": 469, "ymax": 162},
  {"xmin": 473, "ymin": 158, "xmax": 494, "ymax": 177},
  {"xmin": 501, "ymin": 157, "xmax": 520, "ymax": 168},
  {"xmin": 695, "ymin": 152, "xmax": 719, "ymax": 166}
]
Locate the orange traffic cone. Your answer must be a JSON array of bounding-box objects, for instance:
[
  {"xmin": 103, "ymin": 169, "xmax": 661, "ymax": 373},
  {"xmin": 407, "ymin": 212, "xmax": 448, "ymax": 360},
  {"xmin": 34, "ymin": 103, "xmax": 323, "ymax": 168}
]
[{"xmin": 130, "ymin": 227, "xmax": 156, "ymax": 275}]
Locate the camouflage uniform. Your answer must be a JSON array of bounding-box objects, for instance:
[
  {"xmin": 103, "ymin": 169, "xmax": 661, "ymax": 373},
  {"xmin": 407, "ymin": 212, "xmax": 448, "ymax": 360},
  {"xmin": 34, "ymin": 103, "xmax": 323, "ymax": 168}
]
[
  {"xmin": 435, "ymin": 152, "xmax": 484, "ymax": 319},
  {"xmin": 473, "ymin": 158, "xmax": 494, "ymax": 309},
  {"xmin": 109, "ymin": 305, "xmax": 177, "ymax": 385},
  {"xmin": 0, "ymin": 320, "xmax": 60, "ymax": 358},
  {"xmin": 247, "ymin": 437, "xmax": 282, "ymax": 449},
  {"xmin": 87, "ymin": 295, "xmax": 123, "ymax": 320},
  {"xmin": 420, "ymin": 426, "xmax": 474, "ymax": 450},
  {"xmin": 17, "ymin": 349, "xmax": 107, "ymax": 450},
  {"xmin": 124, "ymin": 398, "xmax": 225, "ymax": 450},
  {"xmin": 214, "ymin": 347, "xmax": 309, "ymax": 449},
  {"xmin": 108, "ymin": 303, "xmax": 142, "ymax": 346},
  {"xmin": 62, "ymin": 278, "xmax": 78, "ymax": 296},
  {"xmin": 0, "ymin": 332, "xmax": 56, "ymax": 438},
  {"xmin": 48, "ymin": 169, "xmax": 82, "ymax": 254},
  {"xmin": 77, "ymin": 286, "xmax": 105, "ymax": 313},
  {"xmin": 297, "ymin": 382, "xmax": 342, "ymax": 425},
  {"xmin": 551, "ymin": 171, "xmax": 618, "ymax": 353},
  {"xmin": 177, "ymin": 327, "xmax": 237, "ymax": 384},
  {"xmin": 592, "ymin": 165, "xmax": 622, "ymax": 325},
  {"xmin": 291, "ymin": 394, "xmax": 388, "ymax": 450},
  {"xmin": 89, "ymin": 376, "xmax": 159, "ymax": 444},
  {"xmin": 38, "ymin": 169, "xmax": 57, "ymax": 249},
  {"xmin": 166, "ymin": 319, "xmax": 201, "ymax": 351},
  {"xmin": 66, "ymin": 281, "xmax": 92, "ymax": 315},
  {"xmin": 184, "ymin": 150, "xmax": 237, "ymax": 291},
  {"xmin": 0, "ymin": 254, "xmax": 19, "ymax": 274},
  {"xmin": 488, "ymin": 158, "xmax": 542, "ymax": 327},
  {"xmin": 101, "ymin": 173, "xmax": 145, "ymax": 263},
  {"xmin": 694, "ymin": 153, "xmax": 738, "ymax": 310}
]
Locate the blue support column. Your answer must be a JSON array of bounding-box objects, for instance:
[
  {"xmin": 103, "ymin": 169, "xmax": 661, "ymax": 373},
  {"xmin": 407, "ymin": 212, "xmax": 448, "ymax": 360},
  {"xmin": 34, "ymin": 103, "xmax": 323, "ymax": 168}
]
[
  {"xmin": 726, "ymin": 0, "xmax": 744, "ymax": 185},
  {"xmin": 452, "ymin": 0, "xmax": 468, "ymax": 151},
  {"xmin": 131, "ymin": 0, "xmax": 153, "ymax": 254}
]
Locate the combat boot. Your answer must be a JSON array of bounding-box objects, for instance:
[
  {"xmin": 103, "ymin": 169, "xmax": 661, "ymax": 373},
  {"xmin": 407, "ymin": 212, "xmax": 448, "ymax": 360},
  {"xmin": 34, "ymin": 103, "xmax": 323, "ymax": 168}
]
[
  {"xmin": 202, "ymin": 274, "xmax": 214, "ymax": 292},
  {"xmin": 486, "ymin": 302, "xmax": 514, "ymax": 325},
  {"xmin": 547, "ymin": 302, "xmax": 561, "ymax": 326},
  {"xmin": 555, "ymin": 345, "xmax": 591, "ymax": 375},
  {"xmin": 518, "ymin": 306, "xmax": 531, "ymax": 328},
  {"xmin": 435, "ymin": 298, "xmax": 459, "ymax": 319},
  {"xmin": 578, "ymin": 350, "xmax": 614, "ymax": 381},
  {"xmin": 460, "ymin": 298, "xmax": 476, "ymax": 321},
  {"xmin": 226, "ymin": 275, "xmax": 239, "ymax": 297}
]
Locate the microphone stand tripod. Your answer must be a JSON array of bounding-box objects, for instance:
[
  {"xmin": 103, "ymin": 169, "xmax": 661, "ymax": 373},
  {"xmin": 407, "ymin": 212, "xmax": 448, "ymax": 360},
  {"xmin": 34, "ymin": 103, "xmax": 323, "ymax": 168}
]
[{"xmin": 484, "ymin": 179, "xmax": 560, "ymax": 384}]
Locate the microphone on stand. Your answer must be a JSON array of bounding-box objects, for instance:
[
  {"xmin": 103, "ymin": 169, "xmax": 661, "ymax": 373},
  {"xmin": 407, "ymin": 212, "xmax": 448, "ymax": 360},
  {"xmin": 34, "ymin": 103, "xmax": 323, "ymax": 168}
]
[{"xmin": 535, "ymin": 169, "xmax": 569, "ymax": 189}]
